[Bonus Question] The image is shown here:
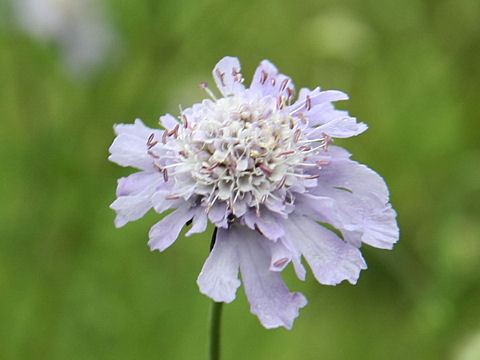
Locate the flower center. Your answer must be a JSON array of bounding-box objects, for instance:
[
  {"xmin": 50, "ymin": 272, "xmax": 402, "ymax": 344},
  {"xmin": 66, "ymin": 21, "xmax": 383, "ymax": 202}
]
[{"xmin": 150, "ymin": 94, "xmax": 329, "ymax": 215}]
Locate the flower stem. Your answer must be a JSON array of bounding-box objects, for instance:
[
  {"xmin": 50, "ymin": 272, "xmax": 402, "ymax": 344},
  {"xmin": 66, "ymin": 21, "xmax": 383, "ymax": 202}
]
[
  {"xmin": 208, "ymin": 227, "xmax": 222, "ymax": 360},
  {"xmin": 209, "ymin": 300, "xmax": 223, "ymax": 360}
]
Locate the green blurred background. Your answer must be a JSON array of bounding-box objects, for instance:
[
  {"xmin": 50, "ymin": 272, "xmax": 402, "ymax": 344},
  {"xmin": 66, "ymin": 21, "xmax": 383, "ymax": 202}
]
[{"xmin": 1, "ymin": 0, "xmax": 479, "ymax": 359}]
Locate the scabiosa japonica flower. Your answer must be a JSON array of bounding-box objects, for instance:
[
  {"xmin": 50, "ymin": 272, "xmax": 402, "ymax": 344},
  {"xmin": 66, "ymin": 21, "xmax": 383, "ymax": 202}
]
[{"xmin": 109, "ymin": 57, "xmax": 399, "ymax": 329}]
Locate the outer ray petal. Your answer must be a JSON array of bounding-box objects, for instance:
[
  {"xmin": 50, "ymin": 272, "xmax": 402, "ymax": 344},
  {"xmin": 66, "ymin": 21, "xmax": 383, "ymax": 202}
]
[
  {"xmin": 148, "ymin": 205, "xmax": 194, "ymax": 252},
  {"xmin": 250, "ymin": 60, "xmax": 296, "ymax": 101},
  {"xmin": 283, "ymin": 215, "xmax": 367, "ymax": 285},
  {"xmin": 197, "ymin": 228, "xmax": 241, "ymax": 303},
  {"xmin": 234, "ymin": 225, "xmax": 307, "ymax": 329},
  {"xmin": 213, "ymin": 56, "xmax": 245, "ymax": 96},
  {"xmin": 110, "ymin": 172, "xmax": 163, "ymax": 227},
  {"xmin": 108, "ymin": 119, "xmax": 162, "ymax": 171}
]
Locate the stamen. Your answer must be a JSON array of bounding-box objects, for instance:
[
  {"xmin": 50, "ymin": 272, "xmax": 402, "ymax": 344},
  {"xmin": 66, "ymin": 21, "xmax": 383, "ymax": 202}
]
[
  {"xmin": 166, "ymin": 195, "xmax": 180, "ymax": 200},
  {"xmin": 273, "ymin": 258, "xmax": 289, "ymax": 267},
  {"xmin": 293, "ymin": 129, "xmax": 302, "ymax": 143},
  {"xmin": 258, "ymin": 164, "xmax": 273, "ymax": 176},
  {"xmin": 275, "ymin": 176, "xmax": 287, "ymax": 190},
  {"xmin": 215, "ymin": 70, "xmax": 226, "ymax": 87},
  {"xmin": 297, "ymin": 112, "xmax": 307, "ymax": 124},
  {"xmin": 148, "ymin": 150, "xmax": 160, "ymax": 159},
  {"xmin": 199, "ymin": 82, "xmax": 218, "ymax": 101},
  {"xmin": 277, "ymin": 150, "xmax": 295, "ymax": 157},
  {"xmin": 280, "ymin": 78, "xmax": 289, "ymax": 91},
  {"xmin": 260, "ymin": 70, "xmax": 268, "ymax": 85},
  {"xmin": 306, "ymin": 95, "xmax": 312, "ymax": 111}
]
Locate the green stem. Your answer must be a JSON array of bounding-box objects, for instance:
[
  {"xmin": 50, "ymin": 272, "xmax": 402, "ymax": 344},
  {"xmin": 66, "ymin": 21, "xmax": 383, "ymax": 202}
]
[
  {"xmin": 208, "ymin": 227, "xmax": 222, "ymax": 360},
  {"xmin": 209, "ymin": 300, "xmax": 223, "ymax": 360}
]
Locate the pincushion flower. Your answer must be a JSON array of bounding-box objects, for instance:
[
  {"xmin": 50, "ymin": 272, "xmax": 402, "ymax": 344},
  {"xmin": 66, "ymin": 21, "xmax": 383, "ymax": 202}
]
[{"xmin": 109, "ymin": 57, "xmax": 399, "ymax": 329}]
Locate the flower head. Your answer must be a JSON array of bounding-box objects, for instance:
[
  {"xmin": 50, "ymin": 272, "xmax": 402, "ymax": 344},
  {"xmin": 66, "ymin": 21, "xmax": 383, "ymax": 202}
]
[{"xmin": 109, "ymin": 57, "xmax": 399, "ymax": 329}]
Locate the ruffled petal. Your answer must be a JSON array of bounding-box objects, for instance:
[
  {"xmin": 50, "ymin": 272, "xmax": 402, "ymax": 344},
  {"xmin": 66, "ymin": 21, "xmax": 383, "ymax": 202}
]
[
  {"xmin": 197, "ymin": 228, "xmax": 241, "ymax": 303},
  {"xmin": 108, "ymin": 119, "xmax": 163, "ymax": 171},
  {"xmin": 250, "ymin": 60, "xmax": 295, "ymax": 101},
  {"xmin": 283, "ymin": 215, "xmax": 367, "ymax": 285},
  {"xmin": 110, "ymin": 172, "xmax": 162, "ymax": 227},
  {"xmin": 148, "ymin": 205, "xmax": 194, "ymax": 251},
  {"xmin": 234, "ymin": 225, "xmax": 307, "ymax": 329},
  {"xmin": 301, "ymin": 152, "xmax": 399, "ymax": 249},
  {"xmin": 212, "ymin": 56, "xmax": 245, "ymax": 96}
]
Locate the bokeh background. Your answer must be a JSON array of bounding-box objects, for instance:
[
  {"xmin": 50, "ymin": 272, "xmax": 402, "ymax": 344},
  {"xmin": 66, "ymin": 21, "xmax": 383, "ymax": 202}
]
[{"xmin": 1, "ymin": 0, "xmax": 479, "ymax": 359}]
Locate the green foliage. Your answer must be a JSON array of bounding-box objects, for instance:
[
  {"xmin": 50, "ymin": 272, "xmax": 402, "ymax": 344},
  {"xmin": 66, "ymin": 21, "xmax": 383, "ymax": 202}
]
[{"xmin": 1, "ymin": 0, "xmax": 479, "ymax": 358}]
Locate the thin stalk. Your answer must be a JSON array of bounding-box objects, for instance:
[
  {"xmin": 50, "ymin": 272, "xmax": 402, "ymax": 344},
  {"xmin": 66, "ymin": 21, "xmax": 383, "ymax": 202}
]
[
  {"xmin": 209, "ymin": 300, "xmax": 223, "ymax": 360},
  {"xmin": 208, "ymin": 227, "xmax": 223, "ymax": 360}
]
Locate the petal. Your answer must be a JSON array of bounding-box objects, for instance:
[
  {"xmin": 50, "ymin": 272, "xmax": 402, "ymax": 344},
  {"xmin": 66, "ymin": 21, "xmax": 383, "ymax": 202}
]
[
  {"xmin": 159, "ymin": 114, "xmax": 179, "ymax": 130},
  {"xmin": 108, "ymin": 119, "xmax": 162, "ymax": 171},
  {"xmin": 279, "ymin": 237, "xmax": 307, "ymax": 281},
  {"xmin": 262, "ymin": 239, "xmax": 293, "ymax": 272},
  {"xmin": 110, "ymin": 172, "xmax": 162, "ymax": 228},
  {"xmin": 289, "ymin": 88, "xmax": 349, "ymax": 116},
  {"xmin": 234, "ymin": 225, "xmax": 307, "ymax": 329},
  {"xmin": 148, "ymin": 205, "xmax": 194, "ymax": 251},
  {"xmin": 212, "ymin": 56, "xmax": 245, "ymax": 96},
  {"xmin": 208, "ymin": 202, "xmax": 229, "ymax": 228},
  {"xmin": 310, "ymin": 117, "xmax": 368, "ymax": 138},
  {"xmin": 243, "ymin": 210, "xmax": 285, "ymax": 241},
  {"xmin": 197, "ymin": 228, "xmax": 241, "ymax": 303},
  {"xmin": 185, "ymin": 208, "xmax": 208, "ymax": 236},
  {"xmin": 151, "ymin": 185, "xmax": 184, "ymax": 214},
  {"xmin": 314, "ymin": 153, "xmax": 391, "ymax": 203},
  {"xmin": 283, "ymin": 215, "xmax": 367, "ymax": 285},
  {"xmin": 250, "ymin": 60, "xmax": 296, "ymax": 101}
]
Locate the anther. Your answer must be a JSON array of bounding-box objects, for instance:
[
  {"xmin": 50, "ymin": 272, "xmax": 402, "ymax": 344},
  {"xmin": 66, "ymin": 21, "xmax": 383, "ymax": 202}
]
[
  {"xmin": 162, "ymin": 131, "xmax": 168, "ymax": 144},
  {"xmin": 280, "ymin": 78, "xmax": 289, "ymax": 91},
  {"xmin": 306, "ymin": 95, "xmax": 312, "ymax": 111},
  {"xmin": 277, "ymin": 150, "xmax": 295, "ymax": 157},
  {"xmin": 199, "ymin": 82, "xmax": 218, "ymax": 101},
  {"xmin": 162, "ymin": 169, "xmax": 169, "ymax": 182},
  {"xmin": 148, "ymin": 150, "xmax": 160, "ymax": 159},
  {"xmin": 305, "ymin": 174, "xmax": 320, "ymax": 179},
  {"xmin": 273, "ymin": 258, "xmax": 289, "ymax": 267},
  {"xmin": 258, "ymin": 164, "xmax": 273, "ymax": 177},
  {"xmin": 298, "ymin": 112, "xmax": 307, "ymax": 124},
  {"xmin": 167, "ymin": 124, "xmax": 179, "ymax": 137},
  {"xmin": 166, "ymin": 195, "xmax": 180, "ymax": 200},
  {"xmin": 271, "ymin": 78, "xmax": 276, "ymax": 86},
  {"xmin": 316, "ymin": 161, "xmax": 329, "ymax": 166},
  {"xmin": 275, "ymin": 176, "xmax": 287, "ymax": 190},
  {"xmin": 277, "ymin": 95, "xmax": 284, "ymax": 109},
  {"xmin": 153, "ymin": 163, "xmax": 163, "ymax": 172},
  {"xmin": 147, "ymin": 133, "xmax": 158, "ymax": 149},
  {"xmin": 287, "ymin": 88, "xmax": 295, "ymax": 103},
  {"xmin": 293, "ymin": 129, "xmax": 302, "ymax": 143},
  {"xmin": 215, "ymin": 69, "xmax": 226, "ymax": 87},
  {"xmin": 260, "ymin": 70, "xmax": 268, "ymax": 85}
]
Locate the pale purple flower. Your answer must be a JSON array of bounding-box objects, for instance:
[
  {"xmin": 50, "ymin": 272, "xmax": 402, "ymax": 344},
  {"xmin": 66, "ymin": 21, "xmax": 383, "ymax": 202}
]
[{"xmin": 109, "ymin": 57, "xmax": 399, "ymax": 329}]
